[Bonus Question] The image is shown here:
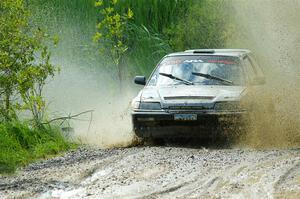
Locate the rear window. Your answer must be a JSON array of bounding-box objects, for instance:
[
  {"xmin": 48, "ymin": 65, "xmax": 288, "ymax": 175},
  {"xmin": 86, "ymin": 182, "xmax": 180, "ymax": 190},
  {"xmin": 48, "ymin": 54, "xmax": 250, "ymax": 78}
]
[{"xmin": 148, "ymin": 55, "xmax": 245, "ymax": 86}]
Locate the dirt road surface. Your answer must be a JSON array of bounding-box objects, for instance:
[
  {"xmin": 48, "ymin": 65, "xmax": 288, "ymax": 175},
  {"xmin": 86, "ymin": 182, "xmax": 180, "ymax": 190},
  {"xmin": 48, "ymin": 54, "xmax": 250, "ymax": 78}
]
[{"xmin": 0, "ymin": 146, "xmax": 299, "ymax": 199}]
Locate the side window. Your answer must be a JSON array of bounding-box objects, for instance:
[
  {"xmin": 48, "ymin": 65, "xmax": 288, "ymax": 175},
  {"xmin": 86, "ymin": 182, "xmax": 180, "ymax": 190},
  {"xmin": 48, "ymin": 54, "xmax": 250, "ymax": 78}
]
[
  {"xmin": 243, "ymin": 57, "xmax": 256, "ymax": 82},
  {"xmin": 248, "ymin": 55, "xmax": 264, "ymax": 77},
  {"xmin": 148, "ymin": 74, "xmax": 158, "ymax": 86}
]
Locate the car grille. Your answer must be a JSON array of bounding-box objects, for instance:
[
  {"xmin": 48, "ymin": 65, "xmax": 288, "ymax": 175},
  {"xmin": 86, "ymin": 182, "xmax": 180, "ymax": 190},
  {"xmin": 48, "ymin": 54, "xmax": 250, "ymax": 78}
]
[
  {"xmin": 164, "ymin": 96, "xmax": 215, "ymax": 100},
  {"xmin": 168, "ymin": 106, "xmax": 212, "ymax": 110}
]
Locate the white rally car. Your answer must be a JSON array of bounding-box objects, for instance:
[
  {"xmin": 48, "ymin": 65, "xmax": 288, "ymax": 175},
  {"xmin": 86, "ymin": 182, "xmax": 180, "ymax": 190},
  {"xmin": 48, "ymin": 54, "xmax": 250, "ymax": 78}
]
[{"xmin": 131, "ymin": 49, "xmax": 266, "ymax": 140}]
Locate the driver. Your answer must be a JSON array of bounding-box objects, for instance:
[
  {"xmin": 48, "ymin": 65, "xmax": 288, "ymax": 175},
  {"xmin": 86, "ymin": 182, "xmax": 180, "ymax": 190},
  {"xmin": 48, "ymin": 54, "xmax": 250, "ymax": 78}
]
[{"xmin": 173, "ymin": 62, "xmax": 193, "ymax": 81}]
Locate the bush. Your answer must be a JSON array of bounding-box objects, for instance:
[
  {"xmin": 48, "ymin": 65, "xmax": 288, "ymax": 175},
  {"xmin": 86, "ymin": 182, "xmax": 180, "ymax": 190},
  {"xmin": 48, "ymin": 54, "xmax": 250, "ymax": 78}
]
[{"xmin": 0, "ymin": 121, "xmax": 73, "ymax": 173}]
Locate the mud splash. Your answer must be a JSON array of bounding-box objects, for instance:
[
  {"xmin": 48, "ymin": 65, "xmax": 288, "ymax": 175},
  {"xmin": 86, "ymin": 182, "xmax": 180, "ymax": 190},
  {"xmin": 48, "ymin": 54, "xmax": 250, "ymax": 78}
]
[
  {"xmin": 230, "ymin": 0, "xmax": 300, "ymax": 148},
  {"xmin": 26, "ymin": 0, "xmax": 138, "ymax": 148},
  {"xmin": 44, "ymin": 59, "xmax": 137, "ymax": 148}
]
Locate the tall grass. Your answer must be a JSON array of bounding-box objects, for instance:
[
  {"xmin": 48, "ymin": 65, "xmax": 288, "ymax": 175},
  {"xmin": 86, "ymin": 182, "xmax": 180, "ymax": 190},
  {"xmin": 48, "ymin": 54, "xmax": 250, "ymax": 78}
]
[
  {"xmin": 122, "ymin": 0, "xmax": 232, "ymax": 76},
  {"xmin": 166, "ymin": 0, "xmax": 233, "ymax": 51},
  {"xmin": 116, "ymin": 0, "xmax": 190, "ymax": 32},
  {"xmin": 26, "ymin": 0, "xmax": 232, "ymax": 76},
  {"xmin": 115, "ymin": 0, "xmax": 192, "ymax": 76},
  {"xmin": 0, "ymin": 121, "xmax": 73, "ymax": 173},
  {"xmin": 126, "ymin": 24, "xmax": 171, "ymax": 76}
]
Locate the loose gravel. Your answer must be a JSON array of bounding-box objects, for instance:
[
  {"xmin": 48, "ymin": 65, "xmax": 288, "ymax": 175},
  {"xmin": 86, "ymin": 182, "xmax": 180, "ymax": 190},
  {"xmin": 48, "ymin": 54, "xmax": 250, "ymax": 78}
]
[{"xmin": 0, "ymin": 145, "xmax": 299, "ymax": 199}]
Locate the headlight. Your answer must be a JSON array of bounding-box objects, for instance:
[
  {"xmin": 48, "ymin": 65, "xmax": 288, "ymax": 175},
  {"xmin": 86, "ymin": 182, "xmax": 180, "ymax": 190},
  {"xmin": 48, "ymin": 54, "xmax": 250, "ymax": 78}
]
[
  {"xmin": 214, "ymin": 101, "xmax": 241, "ymax": 111},
  {"xmin": 131, "ymin": 101, "xmax": 140, "ymax": 109},
  {"xmin": 139, "ymin": 102, "xmax": 161, "ymax": 110}
]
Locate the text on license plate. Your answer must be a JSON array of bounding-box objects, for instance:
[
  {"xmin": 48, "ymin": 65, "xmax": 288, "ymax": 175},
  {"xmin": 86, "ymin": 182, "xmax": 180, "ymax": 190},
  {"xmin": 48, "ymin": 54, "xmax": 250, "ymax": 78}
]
[{"xmin": 174, "ymin": 114, "xmax": 197, "ymax": 121}]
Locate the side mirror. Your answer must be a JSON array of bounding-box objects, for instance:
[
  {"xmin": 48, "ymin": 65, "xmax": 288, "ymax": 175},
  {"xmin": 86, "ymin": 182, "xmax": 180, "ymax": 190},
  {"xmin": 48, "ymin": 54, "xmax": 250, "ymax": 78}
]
[
  {"xmin": 250, "ymin": 76, "xmax": 266, "ymax": 85},
  {"xmin": 134, "ymin": 76, "xmax": 146, "ymax": 85}
]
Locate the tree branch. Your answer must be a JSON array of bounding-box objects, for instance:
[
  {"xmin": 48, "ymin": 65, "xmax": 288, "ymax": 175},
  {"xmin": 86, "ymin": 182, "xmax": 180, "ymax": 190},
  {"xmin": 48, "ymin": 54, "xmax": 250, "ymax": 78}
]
[{"xmin": 43, "ymin": 110, "xmax": 94, "ymax": 125}]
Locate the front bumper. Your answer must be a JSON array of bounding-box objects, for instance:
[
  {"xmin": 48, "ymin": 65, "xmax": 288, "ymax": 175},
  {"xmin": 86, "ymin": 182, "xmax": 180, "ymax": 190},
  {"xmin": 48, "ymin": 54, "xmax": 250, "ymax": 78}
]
[{"xmin": 132, "ymin": 110, "xmax": 247, "ymax": 138}]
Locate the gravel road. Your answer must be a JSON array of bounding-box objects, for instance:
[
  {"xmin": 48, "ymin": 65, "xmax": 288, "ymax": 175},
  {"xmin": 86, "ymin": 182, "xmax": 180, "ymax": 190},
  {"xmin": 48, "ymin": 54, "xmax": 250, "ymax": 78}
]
[{"xmin": 0, "ymin": 145, "xmax": 299, "ymax": 199}]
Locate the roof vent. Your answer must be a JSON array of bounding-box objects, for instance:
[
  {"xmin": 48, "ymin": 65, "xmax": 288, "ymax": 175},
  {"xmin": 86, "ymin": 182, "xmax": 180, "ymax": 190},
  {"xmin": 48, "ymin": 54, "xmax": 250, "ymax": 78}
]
[
  {"xmin": 193, "ymin": 49, "xmax": 215, "ymax": 54},
  {"xmin": 184, "ymin": 49, "xmax": 215, "ymax": 54}
]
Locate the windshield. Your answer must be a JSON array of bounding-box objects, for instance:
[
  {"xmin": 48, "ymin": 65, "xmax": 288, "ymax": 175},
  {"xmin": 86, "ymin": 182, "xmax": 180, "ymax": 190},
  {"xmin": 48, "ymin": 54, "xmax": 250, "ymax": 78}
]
[{"xmin": 148, "ymin": 55, "xmax": 244, "ymax": 86}]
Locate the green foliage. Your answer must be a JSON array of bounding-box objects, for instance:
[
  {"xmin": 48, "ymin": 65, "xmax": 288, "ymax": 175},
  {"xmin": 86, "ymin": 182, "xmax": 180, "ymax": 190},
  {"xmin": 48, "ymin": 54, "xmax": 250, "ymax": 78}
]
[
  {"xmin": 126, "ymin": 24, "xmax": 172, "ymax": 75},
  {"xmin": 165, "ymin": 0, "xmax": 233, "ymax": 51},
  {"xmin": 107, "ymin": 0, "xmax": 233, "ymax": 76},
  {"xmin": 0, "ymin": 0, "xmax": 58, "ymax": 124},
  {"xmin": 114, "ymin": 0, "xmax": 190, "ymax": 33},
  {"xmin": 94, "ymin": 0, "xmax": 133, "ymax": 84},
  {"xmin": 0, "ymin": 121, "xmax": 72, "ymax": 173},
  {"xmin": 0, "ymin": 1, "xmax": 72, "ymax": 173},
  {"xmin": 27, "ymin": 0, "xmax": 233, "ymax": 79}
]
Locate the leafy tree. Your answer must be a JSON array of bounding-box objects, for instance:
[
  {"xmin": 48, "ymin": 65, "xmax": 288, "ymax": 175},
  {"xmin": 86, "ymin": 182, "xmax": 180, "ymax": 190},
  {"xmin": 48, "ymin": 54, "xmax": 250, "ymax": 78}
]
[
  {"xmin": 0, "ymin": 0, "xmax": 57, "ymax": 125},
  {"xmin": 93, "ymin": 0, "xmax": 133, "ymax": 88}
]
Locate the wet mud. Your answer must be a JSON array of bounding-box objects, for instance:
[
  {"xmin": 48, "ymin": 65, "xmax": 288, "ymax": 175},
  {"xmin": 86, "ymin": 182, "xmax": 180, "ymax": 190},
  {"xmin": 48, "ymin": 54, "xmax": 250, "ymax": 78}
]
[{"xmin": 0, "ymin": 146, "xmax": 299, "ymax": 199}]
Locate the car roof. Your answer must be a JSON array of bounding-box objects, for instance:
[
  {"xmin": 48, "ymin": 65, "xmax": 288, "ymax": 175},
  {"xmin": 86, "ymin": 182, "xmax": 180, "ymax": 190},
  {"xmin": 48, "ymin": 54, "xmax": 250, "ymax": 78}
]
[{"xmin": 166, "ymin": 49, "xmax": 251, "ymax": 58}]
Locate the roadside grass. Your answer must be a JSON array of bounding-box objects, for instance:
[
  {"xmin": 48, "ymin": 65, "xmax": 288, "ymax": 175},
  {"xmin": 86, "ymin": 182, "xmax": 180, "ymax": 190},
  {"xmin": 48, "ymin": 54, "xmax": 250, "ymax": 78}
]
[{"xmin": 0, "ymin": 121, "xmax": 75, "ymax": 174}]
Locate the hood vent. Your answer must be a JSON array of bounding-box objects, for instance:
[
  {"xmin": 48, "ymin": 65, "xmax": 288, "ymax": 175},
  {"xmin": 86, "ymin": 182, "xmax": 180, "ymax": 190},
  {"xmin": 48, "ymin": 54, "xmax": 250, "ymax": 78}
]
[{"xmin": 164, "ymin": 96, "xmax": 215, "ymax": 100}]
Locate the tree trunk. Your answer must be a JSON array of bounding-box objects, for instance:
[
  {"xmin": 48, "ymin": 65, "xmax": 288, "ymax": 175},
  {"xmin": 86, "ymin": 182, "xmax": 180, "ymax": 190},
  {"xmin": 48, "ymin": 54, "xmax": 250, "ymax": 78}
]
[
  {"xmin": 117, "ymin": 62, "xmax": 123, "ymax": 93},
  {"xmin": 117, "ymin": 56, "xmax": 127, "ymax": 93},
  {"xmin": 4, "ymin": 91, "xmax": 11, "ymax": 121}
]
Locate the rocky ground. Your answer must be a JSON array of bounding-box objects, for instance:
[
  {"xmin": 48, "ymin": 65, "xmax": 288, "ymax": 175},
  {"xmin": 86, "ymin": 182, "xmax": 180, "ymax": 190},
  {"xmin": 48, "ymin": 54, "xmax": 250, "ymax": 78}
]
[{"xmin": 0, "ymin": 145, "xmax": 299, "ymax": 199}]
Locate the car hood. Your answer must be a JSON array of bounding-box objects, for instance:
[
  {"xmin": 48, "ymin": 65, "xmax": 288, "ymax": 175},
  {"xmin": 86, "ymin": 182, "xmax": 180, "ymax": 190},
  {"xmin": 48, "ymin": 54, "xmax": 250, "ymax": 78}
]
[{"xmin": 139, "ymin": 85, "xmax": 246, "ymax": 108}]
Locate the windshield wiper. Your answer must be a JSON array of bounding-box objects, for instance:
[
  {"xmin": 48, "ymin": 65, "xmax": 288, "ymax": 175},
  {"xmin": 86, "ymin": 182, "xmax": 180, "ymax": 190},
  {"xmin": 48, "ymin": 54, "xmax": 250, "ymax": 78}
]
[
  {"xmin": 159, "ymin": 72, "xmax": 194, "ymax": 85},
  {"xmin": 192, "ymin": 72, "xmax": 234, "ymax": 85}
]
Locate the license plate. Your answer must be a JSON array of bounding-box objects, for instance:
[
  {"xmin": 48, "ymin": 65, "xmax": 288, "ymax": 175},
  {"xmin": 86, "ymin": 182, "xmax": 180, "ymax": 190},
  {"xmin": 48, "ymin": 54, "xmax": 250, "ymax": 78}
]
[{"xmin": 174, "ymin": 114, "xmax": 197, "ymax": 121}]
